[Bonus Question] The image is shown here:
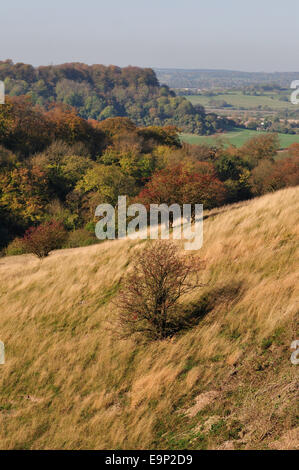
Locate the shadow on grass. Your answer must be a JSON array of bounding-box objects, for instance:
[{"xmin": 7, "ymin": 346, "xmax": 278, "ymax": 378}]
[{"xmin": 166, "ymin": 281, "xmax": 243, "ymax": 337}]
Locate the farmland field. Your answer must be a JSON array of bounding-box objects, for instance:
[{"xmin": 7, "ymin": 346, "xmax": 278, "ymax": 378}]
[
  {"xmin": 184, "ymin": 92, "xmax": 294, "ymax": 111},
  {"xmin": 180, "ymin": 128, "xmax": 299, "ymax": 148}
]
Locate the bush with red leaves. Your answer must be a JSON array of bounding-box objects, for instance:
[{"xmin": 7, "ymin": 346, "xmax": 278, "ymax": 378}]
[{"xmin": 22, "ymin": 220, "xmax": 67, "ymax": 259}]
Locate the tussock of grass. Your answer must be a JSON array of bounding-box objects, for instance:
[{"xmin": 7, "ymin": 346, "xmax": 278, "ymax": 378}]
[{"xmin": 0, "ymin": 187, "xmax": 298, "ymax": 449}]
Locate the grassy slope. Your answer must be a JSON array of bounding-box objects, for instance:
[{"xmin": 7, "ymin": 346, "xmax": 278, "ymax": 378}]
[
  {"xmin": 0, "ymin": 187, "xmax": 298, "ymax": 450},
  {"xmin": 180, "ymin": 129, "xmax": 299, "ymax": 149}
]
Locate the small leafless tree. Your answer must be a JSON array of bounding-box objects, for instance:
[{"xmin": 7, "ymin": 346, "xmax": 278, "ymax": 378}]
[{"xmin": 116, "ymin": 241, "xmax": 204, "ymax": 341}]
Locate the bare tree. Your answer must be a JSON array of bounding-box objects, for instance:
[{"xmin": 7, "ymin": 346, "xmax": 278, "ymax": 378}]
[{"xmin": 116, "ymin": 241, "xmax": 204, "ymax": 341}]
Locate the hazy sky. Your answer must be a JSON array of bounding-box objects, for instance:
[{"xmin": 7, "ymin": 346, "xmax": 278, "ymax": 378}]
[{"xmin": 1, "ymin": 0, "xmax": 298, "ymax": 71}]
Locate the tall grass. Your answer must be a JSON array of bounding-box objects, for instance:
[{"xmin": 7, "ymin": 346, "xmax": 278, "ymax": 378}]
[{"xmin": 0, "ymin": 186, "xmax": 298, "ymax": 449}]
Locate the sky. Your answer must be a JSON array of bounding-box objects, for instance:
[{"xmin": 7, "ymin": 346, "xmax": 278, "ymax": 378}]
[{"xmin": 1, "ymin": 0, "xmax": 298, "ymax": 72}]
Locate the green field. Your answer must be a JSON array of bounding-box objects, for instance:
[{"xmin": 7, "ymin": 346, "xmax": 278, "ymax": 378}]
[
  {"xmin": 185, "ymin": 91, "xmax": 294, "ymax": 111},
  {"xmin": 180, "ymin": 128, "xmax": 299, "ymax": 149}
]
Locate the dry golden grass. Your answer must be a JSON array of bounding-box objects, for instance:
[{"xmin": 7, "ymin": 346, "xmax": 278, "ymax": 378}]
[{"xmin": 0, "ymin": 186, "xmax": 298, "ymax": 449}]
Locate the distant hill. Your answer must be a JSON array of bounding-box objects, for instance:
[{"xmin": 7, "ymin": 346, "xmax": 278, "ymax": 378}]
[
  {"xmin": 0, "ymin": 60, "xmax": 234, "ymax": 135},
  {"xmin": 155, "ymin": 68, "xmax": 299, "ymax": 89},
  {"xmin": 0, "ymin": 186, "xmax": 298, "ymax": 449}
]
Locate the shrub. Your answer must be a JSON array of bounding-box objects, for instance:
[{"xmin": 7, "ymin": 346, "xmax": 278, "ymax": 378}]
[
  {"xmin": 65, "ymin": 229, "xmax": 100, "ymax": 248},
  {"xmin": 116, "ymin": 241, "xmax": 204, "ymax": 341},
  {"xmin": 5, "ymin": 237, "xmax": 29, "ymax": 256},
  {"xmin": 22, "ymin": 220, "xmax": 67, "ymax": 259}
]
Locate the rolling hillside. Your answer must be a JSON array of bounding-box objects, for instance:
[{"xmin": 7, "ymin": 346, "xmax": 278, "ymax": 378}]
[
  {"xmin": 0, "ymin": 61, "xmax": 233, "ymax": 135},
  {"xmin": 0, "ymin": 187, "xmax": 298, "ymax": 449}
]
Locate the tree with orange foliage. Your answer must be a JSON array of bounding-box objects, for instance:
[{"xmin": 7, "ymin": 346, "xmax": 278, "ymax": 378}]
[
  {"xmin": 136, "ymin": 163, "xmax": 226, "ymax": 211},
  {"xmin": 250, "ymin": 154, "xmax": 299, "ymax": 195},
  {"xmin": 268, "ymin": 155, "xmax": 299, "ymax": 190},
  {"xmin": 0, "ymin": 96, "xmax": 52, "ymax": 155},
  {"xmin": 240, "ymin": 133, "xmax": 280, "ymax": 167},
  {"xmin": 288, "ymin": 143, "xmax": 299, "ymax": 158},
  {"xmin": 45, "ymin": 103, "xmax": 104, "ymax": 154}
]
